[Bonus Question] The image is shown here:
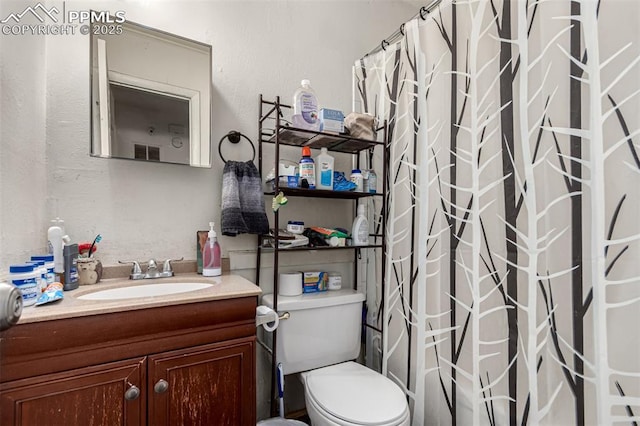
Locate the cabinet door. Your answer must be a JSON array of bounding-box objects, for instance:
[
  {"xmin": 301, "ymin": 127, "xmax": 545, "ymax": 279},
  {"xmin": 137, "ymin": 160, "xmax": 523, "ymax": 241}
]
[
  {"xmin": 0, "ymin": 357, "xmax": 145, "ymax": 426},
  {"xmin": 148, "ymin": 337, "xmax": 255, "ymax": 426}
]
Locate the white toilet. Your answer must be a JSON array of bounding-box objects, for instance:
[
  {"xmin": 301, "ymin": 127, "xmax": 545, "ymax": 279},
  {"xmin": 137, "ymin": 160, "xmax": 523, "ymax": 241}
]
[{"xmin": 263, "ymin": 289, "xmax": 410, "ymax": 426}]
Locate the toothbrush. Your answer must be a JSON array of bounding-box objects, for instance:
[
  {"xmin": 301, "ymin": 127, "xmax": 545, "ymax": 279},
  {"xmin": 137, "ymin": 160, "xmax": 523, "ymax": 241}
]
[{"xmin": 88, "ymin": 234, "xmax": 102, "ymax": 257}]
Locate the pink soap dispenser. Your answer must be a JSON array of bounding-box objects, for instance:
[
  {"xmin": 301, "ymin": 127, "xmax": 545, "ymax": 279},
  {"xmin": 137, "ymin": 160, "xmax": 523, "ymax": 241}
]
[{"xmin": 202, "ymin": 221, "xmax": 221, "ymax": 277}]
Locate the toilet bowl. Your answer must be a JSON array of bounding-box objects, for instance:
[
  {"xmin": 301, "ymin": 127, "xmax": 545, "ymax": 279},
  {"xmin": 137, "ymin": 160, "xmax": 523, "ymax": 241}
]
[
  {"xmin": 300, "ymin": 362, "xmax": 410, "ymax": 426},
  {"xmin": 262, "ymin": 291, "xmax": 410, "ymax": 425}
]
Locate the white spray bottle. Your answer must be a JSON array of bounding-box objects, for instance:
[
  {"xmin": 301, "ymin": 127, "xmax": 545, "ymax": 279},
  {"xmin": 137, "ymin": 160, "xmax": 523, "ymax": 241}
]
[{"xmin": 202, "ymin": 222, "xmax": 221, "ymax": 277}]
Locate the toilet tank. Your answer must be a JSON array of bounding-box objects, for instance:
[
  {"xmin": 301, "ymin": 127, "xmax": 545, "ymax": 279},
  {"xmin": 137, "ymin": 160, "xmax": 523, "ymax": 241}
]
[{"xmin": 262, "ymin": 289, "xmax": 365, "ymax": 375}]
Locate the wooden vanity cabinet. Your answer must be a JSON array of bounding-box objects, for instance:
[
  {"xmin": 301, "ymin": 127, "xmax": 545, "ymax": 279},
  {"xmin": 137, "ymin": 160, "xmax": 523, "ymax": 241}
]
[
  {"xmin": 0, "ymin": 357, "xmax": 146, "ymax": 426},
  {"xmin": 148, "ymin": 338, "xmax": 255, "ymax": 425},
  {"xmin": 0, "ymin": 296, "xmax": 257, "ymax": 426}
]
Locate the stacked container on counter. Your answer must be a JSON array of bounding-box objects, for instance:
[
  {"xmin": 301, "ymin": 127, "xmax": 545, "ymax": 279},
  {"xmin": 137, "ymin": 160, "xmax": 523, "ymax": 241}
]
[{"xmin": 8, "ymin": 264, "xmax": 39, "ymax": 307}]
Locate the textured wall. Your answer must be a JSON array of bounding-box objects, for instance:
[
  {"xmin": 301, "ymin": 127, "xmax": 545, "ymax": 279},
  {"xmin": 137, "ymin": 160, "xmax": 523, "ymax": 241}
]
[{"xmin": 0, "ymin": 0, "xmax": 48, "ymax": 275}]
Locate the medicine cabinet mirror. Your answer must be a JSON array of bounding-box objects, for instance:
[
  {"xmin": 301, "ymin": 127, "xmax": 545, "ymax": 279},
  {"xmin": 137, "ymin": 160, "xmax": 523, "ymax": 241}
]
[{"xmin": 90, "ymin": 20, "xmax": 212, "ymax": 167}]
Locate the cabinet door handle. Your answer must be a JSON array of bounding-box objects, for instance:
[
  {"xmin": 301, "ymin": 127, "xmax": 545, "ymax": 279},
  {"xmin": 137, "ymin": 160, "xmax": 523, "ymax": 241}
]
[
  {"xmin": 154, "ymin": 379, "xmax": 169, "ymax": 394},
  {"xmin": 124, "ymin": 385, "xmax": 140, "ymax": 401}
]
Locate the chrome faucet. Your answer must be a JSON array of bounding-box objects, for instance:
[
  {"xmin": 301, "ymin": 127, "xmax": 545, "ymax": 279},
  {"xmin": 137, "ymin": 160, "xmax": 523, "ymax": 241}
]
[
  {"xmin": 119, "ymin": 258, "xmax": 184, "ymax": 280},
  {"xmin": 146, "ymin": 259, "xmax": 160, "ymax": 278}
]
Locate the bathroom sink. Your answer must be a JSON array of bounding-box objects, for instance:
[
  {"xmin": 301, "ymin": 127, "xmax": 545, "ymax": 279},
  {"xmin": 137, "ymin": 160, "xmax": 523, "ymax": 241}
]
[{"xmin": 77, "ymin": 282, "xmax": 213, "ymax": 301}]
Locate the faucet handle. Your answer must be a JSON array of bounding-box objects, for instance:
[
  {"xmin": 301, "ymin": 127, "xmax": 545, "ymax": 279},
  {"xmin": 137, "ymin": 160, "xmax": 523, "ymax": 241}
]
[
  {"xmin": 162, "ymin": 257, "xmax": 184, "ymax": 274},
  {"xmin": 118, "ymin": 260, "xmax": 143, "ymax": 279}
]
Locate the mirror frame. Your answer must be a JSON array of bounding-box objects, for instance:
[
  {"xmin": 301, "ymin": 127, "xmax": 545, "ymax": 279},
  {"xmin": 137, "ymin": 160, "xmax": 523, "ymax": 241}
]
[{"xmin": 90, "ymin": 19, "xmax": 212, "ymax": 167}]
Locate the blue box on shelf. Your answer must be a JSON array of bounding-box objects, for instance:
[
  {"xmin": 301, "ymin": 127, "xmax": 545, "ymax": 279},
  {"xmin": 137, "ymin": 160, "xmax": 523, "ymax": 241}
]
[{"xmin": 320, "ymin": 109, "xmax": 344, "ymax": 133}]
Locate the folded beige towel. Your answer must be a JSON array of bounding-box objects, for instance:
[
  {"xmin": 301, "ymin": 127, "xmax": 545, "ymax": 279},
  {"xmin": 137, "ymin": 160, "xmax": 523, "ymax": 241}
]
[{"xmin": 345, "ymin": 113, "xmax": 377, "ymax": 140}]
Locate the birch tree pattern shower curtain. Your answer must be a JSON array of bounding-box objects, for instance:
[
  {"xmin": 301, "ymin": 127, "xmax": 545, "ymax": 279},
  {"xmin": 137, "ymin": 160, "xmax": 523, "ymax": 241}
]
[{"xmin": 354, "ymin": 1, "xmax": 640, "ymax": 425}]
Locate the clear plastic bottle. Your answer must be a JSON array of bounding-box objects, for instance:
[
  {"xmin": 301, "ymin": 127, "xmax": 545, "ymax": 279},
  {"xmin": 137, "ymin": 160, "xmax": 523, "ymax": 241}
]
[
  {"xmin": 368, "ymin": 169, "xmax": 377, "ymax": 193},
  {"xmin": 315, "ymin": 148, "xmax": 334, "ymax": 190},
  {"xmin": 203, "ymin": 222, "xmax": 222, "ymax": 277},
  {"xmin": 292, "ymin": 79, "xmax": 320, "ymax": 131},
  {"xmin": 299, "ymin": 146, "xmax": 316, "ymax": 189}
]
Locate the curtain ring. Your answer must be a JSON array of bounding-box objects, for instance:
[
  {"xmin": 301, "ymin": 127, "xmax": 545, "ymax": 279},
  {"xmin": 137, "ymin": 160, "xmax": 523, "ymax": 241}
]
[
  {"xmin": 381, "ymin": 40, "xmax": 389, "ymax": 51},
  {"xmin": 400, "ymin": 23, "xmax": 405, "ymax": 36},
  {"xmin": 419, "ymin": 6, "xmax": 428, "ymax": 20}
]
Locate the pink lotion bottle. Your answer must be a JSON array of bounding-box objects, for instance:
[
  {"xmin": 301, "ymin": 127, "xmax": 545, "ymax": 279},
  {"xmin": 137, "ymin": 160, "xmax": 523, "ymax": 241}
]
[{"xmin": 202, "ymin": 221, "xmax": 221, "ymax": 277}]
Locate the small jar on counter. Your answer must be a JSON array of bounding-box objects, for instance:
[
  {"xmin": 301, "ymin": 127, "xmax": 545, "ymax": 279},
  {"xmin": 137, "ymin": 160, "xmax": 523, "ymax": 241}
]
[
  {"xmin": 25, "ymin": 260, "xmax": 47, "ymax": 297},
  {"xmin": 31, "ymin": 255, "xmax": 55, "ymax": 285},
  {"xmin": 327, "ymin": 272, "xmax": 342, "ymax": 291},
  {"xmin": 9, "ymin": 264, "xmax": 39, "ymax": 306}
]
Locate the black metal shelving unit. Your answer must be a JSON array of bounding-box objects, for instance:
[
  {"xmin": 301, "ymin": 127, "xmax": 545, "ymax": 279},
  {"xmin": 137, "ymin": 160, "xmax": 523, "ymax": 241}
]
[
  {"xmin": 256, "ymin": 95, "xmax": 388, "ymax": 416},
  {"xmin": 264, "ymin": 187, "xmax": 384, "ymax": 200}
]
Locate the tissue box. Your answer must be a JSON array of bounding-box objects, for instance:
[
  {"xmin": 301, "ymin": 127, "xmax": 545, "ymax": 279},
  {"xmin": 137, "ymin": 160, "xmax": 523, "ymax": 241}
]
[
  {"xmin": 270, "ymin": 176, "xmax": 298, "ymax": 190},
  {"xmin": 320, "ymin": 109, "xmax": 345, "ymax": 133},
  {"xmin": 267, "ymin": 162, "xmax": 299, "ymax": 190},
  {"xmin": 279, "ymin": 162, "xmax": 297, "ymax": 177},
  {"xmin": 279, "ymin": 162, "xmax": 298, "ymax": 188},
  {"xmin": 275, "ymin": 163, "xmax": 298, "ymax": 189},
  {"xmin": 302, "ymin": 271, "xmax": 328, "ymax": 293}
]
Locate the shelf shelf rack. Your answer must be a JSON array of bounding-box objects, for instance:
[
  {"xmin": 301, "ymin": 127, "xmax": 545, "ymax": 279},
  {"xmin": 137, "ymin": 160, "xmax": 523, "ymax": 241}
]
[{"xmin": 256, "ymin": 95, "xmax": 388, "ymax": 416}]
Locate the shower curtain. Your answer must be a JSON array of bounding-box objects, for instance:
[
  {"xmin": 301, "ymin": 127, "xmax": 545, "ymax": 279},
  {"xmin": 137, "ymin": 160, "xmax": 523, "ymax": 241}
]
[{"xmin": 354, "ymin": 1, "xmax": 640, "ymax": 425}]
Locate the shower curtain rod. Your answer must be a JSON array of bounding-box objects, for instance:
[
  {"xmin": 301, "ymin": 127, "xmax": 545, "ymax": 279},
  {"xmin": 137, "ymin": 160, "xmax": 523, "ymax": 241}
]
[{"xmin": 361, "ymin": 0, "xmax": 442, "ymax": 59}]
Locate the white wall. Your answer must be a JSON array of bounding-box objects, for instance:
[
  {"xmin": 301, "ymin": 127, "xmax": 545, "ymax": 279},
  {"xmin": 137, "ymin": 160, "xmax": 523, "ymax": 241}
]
[
  {"xmin": 0, "ymin": 0, "xmax": 415, "ymax": 274},
  {"xmin": 0, "ymin": 0, "xmax": 48, "ymax": 275}
]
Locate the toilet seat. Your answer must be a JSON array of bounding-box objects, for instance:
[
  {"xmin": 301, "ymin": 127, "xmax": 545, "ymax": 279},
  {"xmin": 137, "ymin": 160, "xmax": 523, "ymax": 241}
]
[
  {"xmin": 302, "ymin": 362, "xmax": 409, "ymax": 426},
  {"xmin": 305, "ymin": 390, "xmax": 410, "ymax": 426}
]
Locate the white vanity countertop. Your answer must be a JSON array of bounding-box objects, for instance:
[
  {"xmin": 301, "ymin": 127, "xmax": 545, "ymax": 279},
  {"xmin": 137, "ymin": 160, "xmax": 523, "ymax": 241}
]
[{"xmin": 18, "ymin": 274, "xmax": 261, "ymax": 324}]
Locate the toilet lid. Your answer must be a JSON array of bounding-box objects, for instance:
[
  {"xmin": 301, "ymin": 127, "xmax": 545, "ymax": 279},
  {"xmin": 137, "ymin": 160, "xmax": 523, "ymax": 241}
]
[{"xmin": 304, "ymin": 362, "xmax": 407, "ymax": 425}]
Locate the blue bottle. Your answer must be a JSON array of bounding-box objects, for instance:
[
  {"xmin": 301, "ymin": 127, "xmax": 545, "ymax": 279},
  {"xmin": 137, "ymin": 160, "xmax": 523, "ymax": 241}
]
[{"xmin": 299, "ymin": 146, "xmax": 315, "ymax": 189}]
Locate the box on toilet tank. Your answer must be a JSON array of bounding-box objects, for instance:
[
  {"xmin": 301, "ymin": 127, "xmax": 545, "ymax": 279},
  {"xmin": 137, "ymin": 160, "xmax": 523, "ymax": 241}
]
[{"xmin": 302, "ymin": 271, "xmax": 327, "ymax": 293}]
